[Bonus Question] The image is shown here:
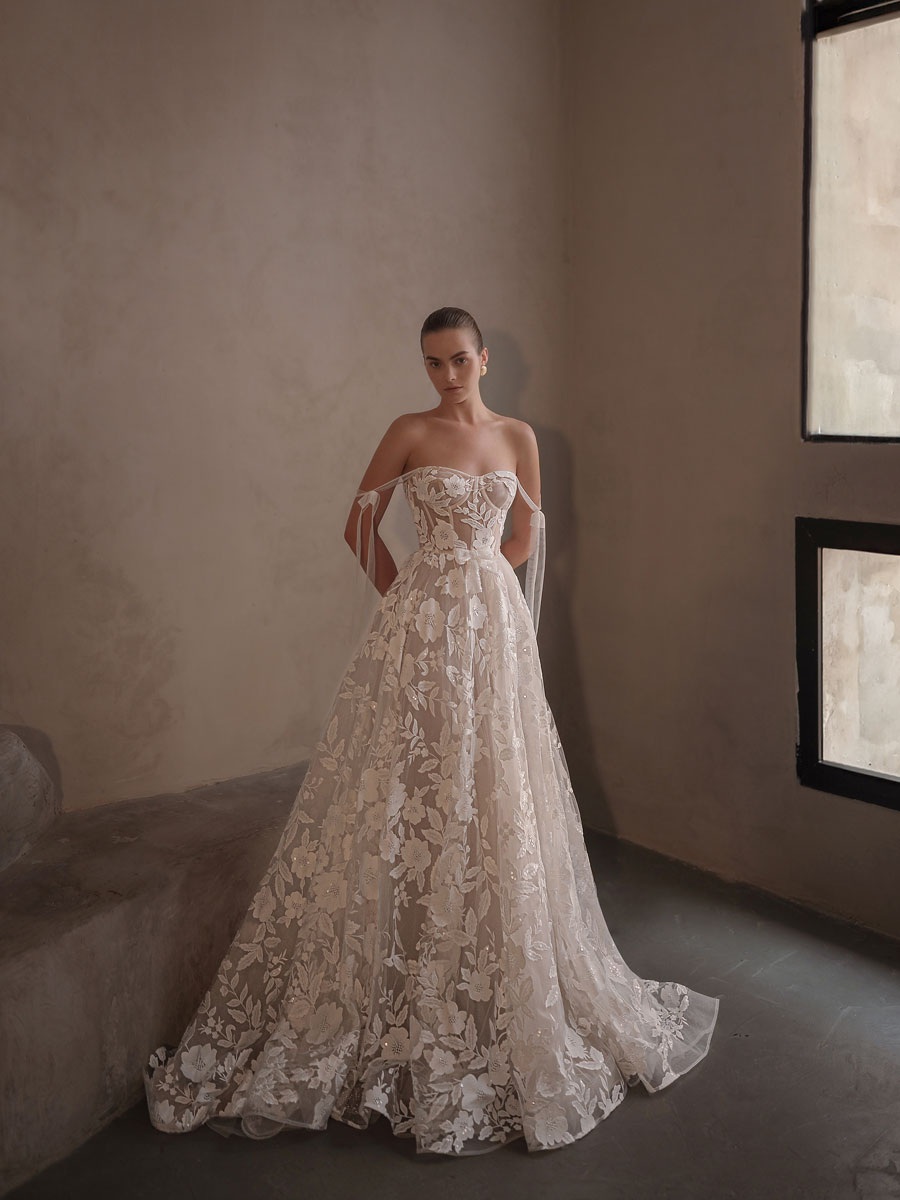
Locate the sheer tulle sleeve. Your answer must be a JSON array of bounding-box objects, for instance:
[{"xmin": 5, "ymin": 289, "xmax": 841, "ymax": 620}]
[
  {"xmin": 514, "ymin": 478, "xmax": 546, "ymax": 635},
  {"xmin": 349, "ymin": 483, "xmax": 386, "ymax": 657},
  {"xmin": 347, "ymin": 473, "xmax": 418, "ymax": 656},
  {"xmin": 353, "ymin": 486, "xmax": 382, "ymax": 595}
]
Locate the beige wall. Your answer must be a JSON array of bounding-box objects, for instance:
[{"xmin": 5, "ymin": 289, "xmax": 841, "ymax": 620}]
[
  {"xmin": 562, "ymin": 0, "xmax": 900, "ymax": 941},
  {"xmin": 0, "ymin": 0, "xmax": 565, "ymax": 809},
  {"xmin": 3, "ymin": 0, "xmax": 898, "ymax": 941}
]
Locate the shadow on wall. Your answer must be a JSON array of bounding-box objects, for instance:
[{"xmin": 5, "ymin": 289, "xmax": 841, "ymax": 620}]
[{"xmin": 482, "ymin": 326, "xmax": 615, "ymax": 835}]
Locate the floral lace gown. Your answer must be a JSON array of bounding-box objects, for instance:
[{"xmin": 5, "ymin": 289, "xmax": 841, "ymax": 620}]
[{"xmin": 144, "ymin": 464, "xmax": 720, "ymax": 1156}]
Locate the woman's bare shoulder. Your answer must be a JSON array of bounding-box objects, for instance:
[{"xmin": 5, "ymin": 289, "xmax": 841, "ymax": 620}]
[
  {"xmin": 377, "ymin": 410, "xmax": 431, "ymax": 451},
  {"xmin": 502, "ymin": 415, "xmax": 538, "ymax": 454},
  {"xmin": 355, "ymin": 411, "xmax": 431, "ymax": 490},
  {"xmin": 392, "ymin": 408, "xmax": 438, "ymax": 429}
]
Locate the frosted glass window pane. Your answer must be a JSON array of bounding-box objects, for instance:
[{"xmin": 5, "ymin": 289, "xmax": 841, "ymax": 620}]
[
  {"xmin": 821, "ymin": 547, "xmax": 900, "ymax": 778},
  {"xmin": 808, "ymin": 18, "xmax": 900, "ymax": 436}
]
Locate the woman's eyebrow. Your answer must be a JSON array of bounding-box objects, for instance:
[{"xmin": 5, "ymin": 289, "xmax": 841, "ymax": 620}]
[{"xmin": 425, "ymin": 351, "xmax": 469, "ymax": 361}]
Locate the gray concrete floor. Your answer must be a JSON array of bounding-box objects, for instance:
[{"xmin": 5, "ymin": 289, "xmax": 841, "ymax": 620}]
[{"xmin": 8, "ymin": 830, "xmax": 899, "ymax": 1200}]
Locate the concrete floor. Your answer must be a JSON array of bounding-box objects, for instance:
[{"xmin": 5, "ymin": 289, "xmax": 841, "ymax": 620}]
[{"xmin": 7, "ymin": 829, "xmax": 899, "ymax": 1200}]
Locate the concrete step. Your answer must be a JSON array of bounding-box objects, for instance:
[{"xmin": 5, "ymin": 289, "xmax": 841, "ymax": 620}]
[{"xmin": 0, "ymin": 761, "xmax": 307, "ymax": 1197}]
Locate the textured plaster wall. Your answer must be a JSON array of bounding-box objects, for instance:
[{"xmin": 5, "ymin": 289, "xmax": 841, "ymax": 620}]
[
  {"xmin": 562, "ymin": 0, "xmax": 900, "ymax": 940},
  {"xmin": 0, "ymin": 0, "xmax": 565, "ymax": 809},
  {"xmin": 4, "ymin": 0, "xmax": 898, "ymax": 942}
]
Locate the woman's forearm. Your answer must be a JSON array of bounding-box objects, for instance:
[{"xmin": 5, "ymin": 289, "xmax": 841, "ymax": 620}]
[
  {"xmin": 367, "ymin": 532, "xmax": 399, "ymax": 596},
  {"xmin": 500, "ymin": 536, "xmax": 532, "ymax": 572}
]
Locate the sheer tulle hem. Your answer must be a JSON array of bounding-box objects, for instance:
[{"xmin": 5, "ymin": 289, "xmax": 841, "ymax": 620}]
[
  {"xmin": 145, "ymin": 993, "xmax": 719, "ymax": 1157},
  {"xmin": 634, "ymin": 994, "xmax": 720, "ymax": 1094},
  {"xmin": 203, "ymin": 1110, "xmax": 529, "ymax": 1157}
]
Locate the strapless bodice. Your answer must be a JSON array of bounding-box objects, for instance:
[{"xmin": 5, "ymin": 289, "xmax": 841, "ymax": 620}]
[
  {"xmin": 401, "ymin": 465, "xmax": 517, "ymax": 557},
  {"xmin": 353, "ymin": 462, "xmax": 545, "ymax": 633}
]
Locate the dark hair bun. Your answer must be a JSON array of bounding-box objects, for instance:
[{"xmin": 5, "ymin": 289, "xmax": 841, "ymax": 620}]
[{"xmin": 420, "ymin": 307, "xmax": 484, "ymax": 354}]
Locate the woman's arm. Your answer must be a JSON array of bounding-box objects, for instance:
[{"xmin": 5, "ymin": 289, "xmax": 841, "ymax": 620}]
[
  {"xmin": 343, "ymin": 415, "xmax": 414, "ymax": 595},
  {"xmin": 500, "ymin": 421, "xmax": 542, "ymax": 570}
]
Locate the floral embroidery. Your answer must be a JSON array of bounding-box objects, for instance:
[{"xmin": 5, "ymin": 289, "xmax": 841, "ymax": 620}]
[{"xmin": 144, "ymin": 466, "xmax": 719, "ymax": 1155}]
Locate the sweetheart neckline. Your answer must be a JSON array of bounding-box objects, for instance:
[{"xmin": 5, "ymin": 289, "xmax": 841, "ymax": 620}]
[{"xmin": 405, "ymin": 465, "xmax": 517, "ymax": 481}]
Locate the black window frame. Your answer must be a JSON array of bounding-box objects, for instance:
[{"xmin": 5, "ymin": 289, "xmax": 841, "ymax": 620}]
[
  {"xmin": 796, "ymin": 516, "xmax": 900, "ymax": 813},
  {"xmin": 801, "ymin": 0, "xmax": 900, "ymax": 442}
]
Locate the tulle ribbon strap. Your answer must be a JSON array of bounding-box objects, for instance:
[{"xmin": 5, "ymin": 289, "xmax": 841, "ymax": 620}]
[
  {"xmin": 525, "ymin": 506, "xmax": 546, "ymax": 634},
  {"xmin": 512, "ymin": 479, "xmax": 545, "ymax": 635},
  {"xmin": 348, "ymin": 470, "xmax": 417, "ymax": 654},
  {"xmin": 350, "ymin": 484, "xmax": 385, "ymax": 655},
  {"xmin": 355, "ymin": 488, "xmax": 381, "ymax": 591}
]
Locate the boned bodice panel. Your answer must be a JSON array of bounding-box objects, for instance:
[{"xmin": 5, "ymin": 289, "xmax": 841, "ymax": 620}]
[{"xmin": 402, "ymin": 467, "xmax": 517, "ymax": 557}]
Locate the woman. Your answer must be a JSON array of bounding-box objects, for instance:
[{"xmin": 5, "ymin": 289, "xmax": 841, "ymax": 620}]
[{"xmin": 145, "ymin": 306, "xmax": 719, "ymax": 1156}]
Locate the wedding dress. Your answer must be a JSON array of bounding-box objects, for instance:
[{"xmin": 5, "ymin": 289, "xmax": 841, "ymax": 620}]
[{"xmin": 144, "ymin": 463, "xmax": 719, "ymax": 1156}]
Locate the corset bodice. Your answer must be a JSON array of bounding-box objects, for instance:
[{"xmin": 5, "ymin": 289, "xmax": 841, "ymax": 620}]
[
  {"xmin": 401, "ymin": 466, "xmax": 517, "ymax": 559},
  {"xmin": 353, "ymin": 461, "xmax": 545, "ymax": 633}
]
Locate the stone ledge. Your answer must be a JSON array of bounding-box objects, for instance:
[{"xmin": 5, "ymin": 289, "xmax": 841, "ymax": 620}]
[{"xmin": 0, "ymin": 761, "xmax": 307, "ymax": 1197}]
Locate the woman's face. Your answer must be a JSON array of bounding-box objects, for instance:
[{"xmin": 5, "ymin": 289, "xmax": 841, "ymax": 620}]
[{"xmin": 422, "ymin": 329, "xmax": 487, "ymax": 403}]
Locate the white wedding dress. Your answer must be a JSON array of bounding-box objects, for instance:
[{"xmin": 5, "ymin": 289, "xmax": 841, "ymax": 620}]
[{"xmin": 144, "ymin": 464, "xmax": 719, "ymax": 1155}]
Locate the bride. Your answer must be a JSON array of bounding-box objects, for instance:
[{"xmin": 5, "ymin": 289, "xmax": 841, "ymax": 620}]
[{"xmin": 144, "ymin": 306, "xmax": 719, "ymax": 1156}]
